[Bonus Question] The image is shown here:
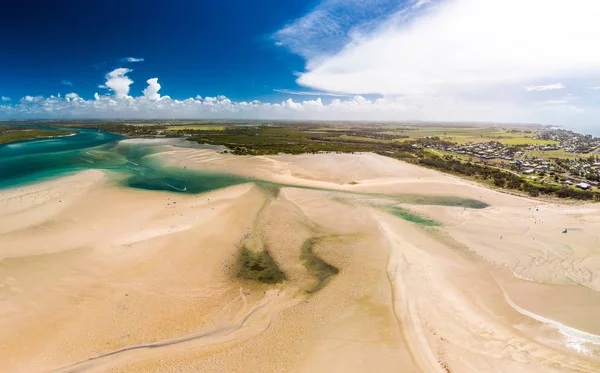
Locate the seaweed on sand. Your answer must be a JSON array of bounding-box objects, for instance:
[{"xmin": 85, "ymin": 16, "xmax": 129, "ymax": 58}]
[
  {"xmin": 236, "ymin": 247, "xmax": 286, "ymax": 284},
  {"xmin": 301, "ymin": 238, "xmax": 340, "ymax": 293}
]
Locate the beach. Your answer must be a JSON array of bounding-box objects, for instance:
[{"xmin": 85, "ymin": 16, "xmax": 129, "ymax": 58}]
[{"xmin": 2, "ymin": 147, "xmax": 600, "ymax": 372}]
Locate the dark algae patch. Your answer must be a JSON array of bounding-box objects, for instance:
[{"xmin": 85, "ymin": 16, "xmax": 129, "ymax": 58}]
[
  {"xmin": 236, "ymin": 247, "xmax": 286, "ymax": 284},
  {"xmin": 387, "ymin": 207, "xmax": 442, "ymax": 226},
  {"xmin": 301, "ymin": 238, "xmax": 340, "ymax": 293}
]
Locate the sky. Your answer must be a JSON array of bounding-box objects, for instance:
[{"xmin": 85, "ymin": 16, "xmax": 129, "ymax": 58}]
[{"xmin": 1, "ymin": 0, "xmax": 600, "ymax": 133}]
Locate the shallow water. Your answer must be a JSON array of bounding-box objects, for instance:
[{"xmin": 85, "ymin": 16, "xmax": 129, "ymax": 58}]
[
  {"xmin": 386, "ymin": 207, "xmax": 442, "ymax": 226},
  {"xmin": 0, "ymin": 126, "xmax": 489, "ymax": 210},
  {"xmin": 0, "ymin": 127, "xmax": 250, "ymax": 193}
]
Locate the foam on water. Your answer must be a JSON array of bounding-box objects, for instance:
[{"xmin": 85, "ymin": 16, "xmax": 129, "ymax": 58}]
[{"xmin": 504, "ymin": 290, "xmax": 600, "ymax": 356}]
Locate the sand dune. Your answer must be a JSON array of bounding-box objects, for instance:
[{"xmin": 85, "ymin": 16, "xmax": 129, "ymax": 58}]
[{"xmin": 2, "ymin": 149, "xmax": 600, "ymax": 372}]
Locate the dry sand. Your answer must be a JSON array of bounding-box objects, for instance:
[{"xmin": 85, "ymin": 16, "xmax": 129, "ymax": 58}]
[{"xmin": 2, "ymin": 148, "xmax": 600, "ymax": 372}]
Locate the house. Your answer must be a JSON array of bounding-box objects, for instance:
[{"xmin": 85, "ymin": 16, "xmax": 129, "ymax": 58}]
[
  {"xmin": 576, "ymin": 183, "xmax": 591, "ymax": 190},
  {"xmin": 523, "ymin": 169, "xmax": 535, "ymax": 175}
]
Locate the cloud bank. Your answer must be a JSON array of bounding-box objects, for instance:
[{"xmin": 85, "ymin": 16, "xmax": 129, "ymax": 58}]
[
  {"xmin": 273, "ymin": 0, "xmax": 600, "ymax": 131},
  {"xmin": 291, "ymin": 0, "xmax": 600, "ymax": 96},
  {"xmin": 1, "ymin": 67, "xmax": 598, "ymax": 136}
]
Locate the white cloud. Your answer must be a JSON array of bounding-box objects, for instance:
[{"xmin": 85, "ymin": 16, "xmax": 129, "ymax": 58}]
[
  {"xmin": 61, "ymin": 80, "xmax": 73, "ymax": 87},
  {"xmin": 65, "ymin": 93, "xmax": 81, "ymax": 101},
  {"xmin": 274, "ymin": 89, "xmax": 353, "ymax": 97},
  {"xmin": 3, "ymin": 88, "xmax": 600, "ymax": 135},
  {"xmin": 121, "ymin": 57, "xmax": 145, "ymax": 63},
  {"xmin": 0, "ymin": 92, "xmax": 527, "ymax": 121},
  {"xmin": 1, "ymin": 96, "xmax": 10, "ymax": 102},
  {"xmin": 143, "ymin": 78, "xmax": 161, "ymax": 100},
  {"xmin": 102, "ymin": 68, "xmax": 133, "ymax": 98},
  {"xmin": 413, "ymin": 0, "xmax": 431, "ymax": 8},
  {"xmin": 274, "ymin": 0, "xmax": 413, "ymax": 64},
  {"xmin": 21, "ymin": 95, "xmax": 44, "ymax": 103},
  {"xmin": 294, "ymin": 0, "xmax": 600, "ymax": 96},
  {"xmin": 274, "ymin": 0, "xmax": 600, "ymax": 129},
  {"xmin": 525, "ymin": 83, "xmax": 565, "ymax": 92}
]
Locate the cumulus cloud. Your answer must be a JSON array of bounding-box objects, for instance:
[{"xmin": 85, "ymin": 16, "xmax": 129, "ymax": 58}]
[
  {"xmin": 65, "ymin": 93, "xmax": 81, "ymax": 101},
  {"xmin": 102, "ymin": 68, "xmax": 133, "ymax": 98},
  {"xmin": 1, "ymin": 96, "xmax": 10, "ymax": 102},
  {"xmin": 61, "ymin": 80, "xmax": 73, "ymax": 87},
  {"xmin": 525, "ymin": 83, "xmax": 565, "ymax": 92},
  {"xmin": 121, "ymin": 57, "xmax": 144, "ymax": 63},
  {"xmin": 21, "ymin": 95, "xmax": 44, "ymax": 103},
  {"xmin": 143, "ymin": 78, "xmax": 161, "ymax": 100}
]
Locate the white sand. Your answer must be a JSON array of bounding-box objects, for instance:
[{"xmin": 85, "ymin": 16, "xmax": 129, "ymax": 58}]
[{"xmin": 1, "ymin": 149, "xmax": 600, "ymax": 372}]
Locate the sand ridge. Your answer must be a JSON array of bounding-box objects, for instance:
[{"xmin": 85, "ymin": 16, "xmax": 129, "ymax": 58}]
[{"xmin": 1, "ymin": 149, "xmax": 600, "ymax": 372}]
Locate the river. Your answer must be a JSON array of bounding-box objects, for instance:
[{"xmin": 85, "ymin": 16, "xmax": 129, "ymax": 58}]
[{"xmin": 0, "ymin": 127, "xmax": 249, "ymax": 192}]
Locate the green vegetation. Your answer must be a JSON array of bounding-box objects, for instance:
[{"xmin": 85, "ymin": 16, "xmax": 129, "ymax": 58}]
[
  {"xmin": 166, "ymin": 125, "xmax": 225, "ymax": 131},
  {"xmin": 384, "ymin": 125, "xmax": 545, "ymax": 144},
  {"xmin": 236, "ymin": 247, "xmax": 286, "ymax": 284},
  {"xmin": 387, "ymin": 207, "xmax": 441, "ymax": 226},
  {"xmin": 524, "ymin": 149, "xmax": 582, "ymax": 160},
  {"xmin": 0, "ymin": 127, "xmax": 74, "ymax": 144},
  {"xmin": 300, "ymin": 238, "xmax": 339, "ymax": 293},
  {"xmin": 189, "ymin": 126, "xmax": 377, "ymax": 155},
  {"xmin": 497, "ymin": 137, "xmax": 558, "ymax": 145},
  {"xmin": 26, "ymin": 120, "xmax": 598, "ymax": 202},
  {"xmin": 336, "ymin": 134, "xmax": 392, "ymax": 143}
]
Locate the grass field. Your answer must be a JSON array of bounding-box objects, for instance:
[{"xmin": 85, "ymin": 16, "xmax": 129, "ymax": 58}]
[
  {"xmin": 382, "ymin": 126, "xmax": 555, "ymax": 145},
  {"xmin": 496, "ymin": 137, "xmax": 558, "ymax": 145},
  {"xmin": 523, "ymin": 149, "xmax": 583, "ymax": 160},
  {"xmin": 337, "ymin": 135, "xmax": 391, "ymax": 143}
]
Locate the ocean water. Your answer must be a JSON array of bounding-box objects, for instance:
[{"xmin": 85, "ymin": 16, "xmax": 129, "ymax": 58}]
[{"xmin": 0, "ymin": 127, "xmax": 250, "ymax": 192}]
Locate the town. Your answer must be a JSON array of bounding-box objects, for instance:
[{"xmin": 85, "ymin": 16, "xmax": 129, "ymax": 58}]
[{"xmin": 420, "ymin": 128, "xmax": 600, "ymax": 191}]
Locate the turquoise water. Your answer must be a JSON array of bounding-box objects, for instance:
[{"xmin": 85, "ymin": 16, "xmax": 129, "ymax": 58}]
[
  {"xmin": 0, "ymin": 127, "xmax": 250, "ymax": 192},
  {"xmin": 386, "ymin": 207, "xmax": 442, "ymax": 226},
  {"xmin": 0, "ymin": 127, "xmax": 490, "ymax": 212}
]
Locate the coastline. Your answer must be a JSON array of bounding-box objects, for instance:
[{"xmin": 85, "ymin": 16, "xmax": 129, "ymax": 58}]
[
  {"xmin": 0, "ymin": 130, "xmax": 77, "ymax": 145},
  {"xmin": 1, "ymin": 146, "xmax": 600, "ymax": 372}
]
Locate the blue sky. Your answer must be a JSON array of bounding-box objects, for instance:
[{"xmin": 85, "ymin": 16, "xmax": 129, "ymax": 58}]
[
  {"xmin": 0, "ymin": 0, "xmax": 315, "ymax": 102},
  {"xmin": 1, "ymin": 0, "xmax": 600, "ymax": 133}
]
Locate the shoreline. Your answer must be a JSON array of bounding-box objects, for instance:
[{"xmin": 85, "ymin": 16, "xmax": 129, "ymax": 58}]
[
  {"xmin": 2, "ymin": 147, "xmax": 600, "ymax": 372},
  {"xmin": 0, "ymin": 130, "xmax": 78, "ymax": 146}
]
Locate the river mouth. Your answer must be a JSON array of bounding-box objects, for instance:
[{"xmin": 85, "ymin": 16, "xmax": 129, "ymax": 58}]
[
  {"xmin": 0, "ymin": 127, "xmax": 252, "ymax": 193},
  {"xmin": 0, "ymin": 126, "xmax": 490, "ymax": 213}
]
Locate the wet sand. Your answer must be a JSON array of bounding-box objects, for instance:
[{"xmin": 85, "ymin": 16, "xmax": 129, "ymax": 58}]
[{"xmin": 2, "ymin": 149, "xmax": 600, "ymax": 372}]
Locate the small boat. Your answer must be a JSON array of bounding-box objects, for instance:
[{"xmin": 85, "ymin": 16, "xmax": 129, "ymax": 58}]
[{"xmin": 165, "ymin": 183, "xmax": 187, "ymax": 192}]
